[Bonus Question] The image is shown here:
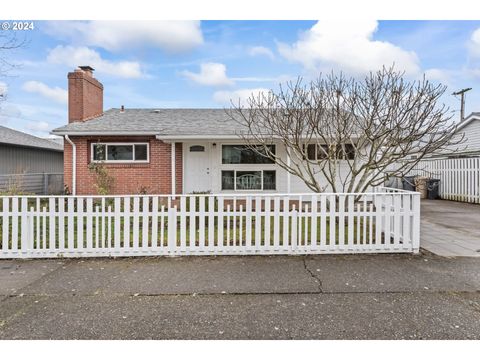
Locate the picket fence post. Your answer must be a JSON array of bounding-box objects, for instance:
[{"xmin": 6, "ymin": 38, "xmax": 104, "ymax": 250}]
[
  {"xmin": 168, "ymin": 205, "xmax": 177, "ymax": 253},
  {"xmin": 291, "ymin": 206, "xmax": 298, "ymax": 251},
  {"xmin": 20, "ymin": 198, "xmax": 28, "ymax": 254},
  {"xmin": 411, "ymin": 193, "xmax": 421, "ymax": 253}
]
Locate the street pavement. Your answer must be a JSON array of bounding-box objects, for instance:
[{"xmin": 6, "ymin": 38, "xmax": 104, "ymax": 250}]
[{"xmin": 1, "ymin": 253, "xmax": 480, "ymax": 339}]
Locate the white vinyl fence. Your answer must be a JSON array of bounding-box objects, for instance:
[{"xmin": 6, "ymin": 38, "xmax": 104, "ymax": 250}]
[
  {"xmin": 409, "ymin": 157, "xmax": 480, "ymax": 204},
  {"xmin": 0, "ymin": 188, "xmax": 420, "ymax": 259}
]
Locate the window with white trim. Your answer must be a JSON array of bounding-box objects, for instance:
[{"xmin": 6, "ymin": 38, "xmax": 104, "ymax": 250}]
[
  {"xmin": 91, "ymin": 143, "xmax": 149, "ymax": 163},
  {"xmin": 222, "ymin": 145, "xmax": 275, "ymax": 164},
  {"xmin": 221, "ymin": 170, "xmax": 276, "ymax": 191},
  {"xmin": 220, "ymin": 144, "xmax": 276, "ymax": 191},
  {"xmin": 303, "ymin": 143, "xmax": 355, "ymax": 160}
]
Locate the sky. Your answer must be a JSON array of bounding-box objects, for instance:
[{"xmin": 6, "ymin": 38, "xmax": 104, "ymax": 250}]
[{"xmin": 1, "ymin": 20, "xmax": 480, "ymax": 138}]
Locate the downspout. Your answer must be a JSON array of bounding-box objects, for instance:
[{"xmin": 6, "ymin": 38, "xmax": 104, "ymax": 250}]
[
  {"xmin": 64, "ymin": 135, "xmax": 76, "ymax": 195},
  {"xmin": 181, "ymin": 142, "xmax": 185, "ymax": 194},
  {"xmin": 171, "ymin": 142, "xmax": 176, "ymax": 195}
]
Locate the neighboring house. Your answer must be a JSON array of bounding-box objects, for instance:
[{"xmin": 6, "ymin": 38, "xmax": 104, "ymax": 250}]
[
  {"xmin": 0, "ymin": 125, "xmax": 64, "ymax": 193},
  {"xmin": 44, "ymin": 136, "xmax": 64, "ymax": 147},
  {"xmin": 52, "ymin": 66, "xmax": 355, "ymax": 195},
  {"xmin": 0, "ymin": 125, "xmax": 64, "ymax": 175},
  {"xmin": 448, "ymin": 112, "xmax": 480, "ymax": 156},
  {"xmin": 416, "ymin": 112, "xmax": 480, "ymax": 159}
]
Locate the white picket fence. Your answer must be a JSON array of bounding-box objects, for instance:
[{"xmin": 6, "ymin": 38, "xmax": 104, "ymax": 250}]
[
  {"xmin": 409, "ymin": 157, "xmax": 480, "ymax": 204},
  {"xmin": 0, "ymin": 188, "xmax": 420, "ymax": 258}
]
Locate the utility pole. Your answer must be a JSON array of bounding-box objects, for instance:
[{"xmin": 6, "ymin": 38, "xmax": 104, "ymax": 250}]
[{"xmin": 452, "ymin": 88, "xmax": 472, "ymax": 122}]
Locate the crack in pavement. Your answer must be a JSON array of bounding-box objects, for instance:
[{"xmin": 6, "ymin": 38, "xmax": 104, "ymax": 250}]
[
  {"xmin": 2, "ymin": 290, "xmax": 480, "ymax": 303},
  {"xmin": 302, "ymin": 256, "xmax": 323, "ymax": 292},
  {"xmin": 2, "ymin": 256, "xmax": 479, "ymax": 299}
]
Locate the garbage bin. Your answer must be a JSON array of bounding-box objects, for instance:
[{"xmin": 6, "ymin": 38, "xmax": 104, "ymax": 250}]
[
  {"xmin": 415, "ymin": 176, "xmax": 428, "ymax": 199},
  {"xmin": 427, "ymin": 179, "xmax": 441, "ymax": 200},
  {"xmin": 402, "ymin": 176, "xmax": 416, "ymax": 191}
]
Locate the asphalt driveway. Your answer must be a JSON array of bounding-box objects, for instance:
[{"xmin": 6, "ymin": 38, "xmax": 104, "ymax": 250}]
[{"xmin": 1, "ymin": 254, "xmax": 480, "ymax": 339}]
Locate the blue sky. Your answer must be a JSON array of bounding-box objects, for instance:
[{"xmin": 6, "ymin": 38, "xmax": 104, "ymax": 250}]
[{"xmin": 1, "ymin": 20, "xmax": 480, "ymax": 137}]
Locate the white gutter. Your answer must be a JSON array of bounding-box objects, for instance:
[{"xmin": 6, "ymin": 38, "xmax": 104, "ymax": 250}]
[
  {"xmin": 53, "ymin": 131, "xmax": 159, "ymax": 136},
  {"xmin": 156, "ymin": 134, "xmax": 362, "ymax": 141},
  {"xmin": 181, "ymin": 143, "xmax": 185, "ymax": 194},
  {"xmin": 157, "ymin": 134, "xmax": 244, "ymax": 141},
  {"xmin": 64, "ymin": 135, "xmax": 76, "ymax": 195}
]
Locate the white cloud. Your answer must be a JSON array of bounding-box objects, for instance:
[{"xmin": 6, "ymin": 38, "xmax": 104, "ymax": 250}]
[
  {"xmin": 44, "ymin": 21, "xmax": 203, "ymax": 53},
  {"xmin": 181, "ymin": 63, "xmax": 234, "ymax": 86},
  {"xmin": 469, "ymin": 28, "xmax": 480, "ymax": 58},
  {"xmin": 22, "ymin": 81, "xmax": 68, "ymax": 104},
  {"xmin": 469, "ymin": 28, "xmax": 480, "ymax": 78},
  {"xmin": 0, "ymin": 102, "xmax": 66, "ymax": 134},
  {"xmin": 47, "ymin": 46, "xmax": 143, "ymax": 78},
  {"xmin": 231, "ymin": 76, "xmax": 280, "ymax": 82},
  {"xmin": 0, "ymin": 103, "xmax": 20, "ymax": 125},
  {"xmin": 423, "ymin": 68, "xmax": 450, "ymax": 85},
  {"xmin": 26, "ymin": 121, "xmax": 50, "ymax": 132},
  {"xmin": 249, "ymin": 46, "xmax": 275, "ymax": 60},
  {"xmin": 213, "ymin": 88, "xmax": 271, "ymax": 106},
  {"xmin": 277, "ymin": 20, "xmax": 420, "ymax": 76}
]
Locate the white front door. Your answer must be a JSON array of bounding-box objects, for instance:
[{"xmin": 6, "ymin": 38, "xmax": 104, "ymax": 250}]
[{"xmin": 184, "ymin": 143, "xmax": 212, "ymax": 193}]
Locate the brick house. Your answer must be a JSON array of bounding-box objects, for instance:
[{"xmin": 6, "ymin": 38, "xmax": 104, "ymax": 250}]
[{"xmin": 52, "ymin": 66, "xmax": 355, "ymax": 195}]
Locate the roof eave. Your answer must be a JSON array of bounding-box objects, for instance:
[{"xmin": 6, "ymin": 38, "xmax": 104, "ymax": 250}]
[
  {"xmin": 0, "ymin": 141, "xmax": 63, "ymax": 152},
  {"xmin": 51, "ymin": 130, "xmax": 161, "ymax": 136},
  {"xmin": 156, "ymin": 134, "xmax": 362, "ymax": 141},
  {"xmin": 456, "ymin": 114, "xmax": 479, "ymax": 132},
  {"xmin": 156, "ymin": 134, "xmax": 243, "ymax": 141}
]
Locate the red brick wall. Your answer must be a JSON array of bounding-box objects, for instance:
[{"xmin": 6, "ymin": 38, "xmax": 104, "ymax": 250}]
[
  {"xmin": 68, "ymin": 69, "xmax": 103, "ymax": 123},
  {"xmin": 63, "ymin": 136, "xmax": 183, "ymax": 195}
]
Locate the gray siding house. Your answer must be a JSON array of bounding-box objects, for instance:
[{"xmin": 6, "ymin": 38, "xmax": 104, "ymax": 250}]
[
  {"xmin": 451, "ymin": 112, "xmax": 480, "ymax": 156},
  {"xmin": 0, "ymin": 125, "xmax": 64, "ymax": 194}
]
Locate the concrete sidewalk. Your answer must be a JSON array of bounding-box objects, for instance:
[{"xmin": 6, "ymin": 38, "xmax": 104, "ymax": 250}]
[
  {"xmin": 421, "ymin": 200, "xmax": 480, "ymax": 257},
  {"xmin": 1, "ymin": 254, "xmax": 480, "ymax": 339}
]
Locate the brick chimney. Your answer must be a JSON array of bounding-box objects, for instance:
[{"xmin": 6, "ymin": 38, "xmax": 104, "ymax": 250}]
[{"xmin": 68, "ymin": 66, "xmax": 103, "ymax": 123}]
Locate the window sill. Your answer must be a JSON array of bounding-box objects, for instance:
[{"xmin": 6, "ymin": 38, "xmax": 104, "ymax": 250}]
[
  {"xmin": 220, "ymin": 189, "xmax": 278, "ymax": 193},
  {"xmin": 90, "ymin": 163, "xmax": 151, "ymax": 168}
]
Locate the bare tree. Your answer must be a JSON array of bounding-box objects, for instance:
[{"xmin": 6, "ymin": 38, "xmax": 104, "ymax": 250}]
[
  {"xmin": 226, "ymin": 67, "xmax": 463, "ymax": 194},
  {"xmin": 0, "ymin": 32, "xmax": 26, "ymax": 103}
]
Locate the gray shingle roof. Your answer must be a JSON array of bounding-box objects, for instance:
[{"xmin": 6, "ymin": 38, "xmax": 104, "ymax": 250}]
[
  {"xmin": 0, "ymin": 125, "xmax": 63, "ymax": 151},
  {"xmin": 51, "ymin": 108, "xmax": 246, "ymax": 137}
]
